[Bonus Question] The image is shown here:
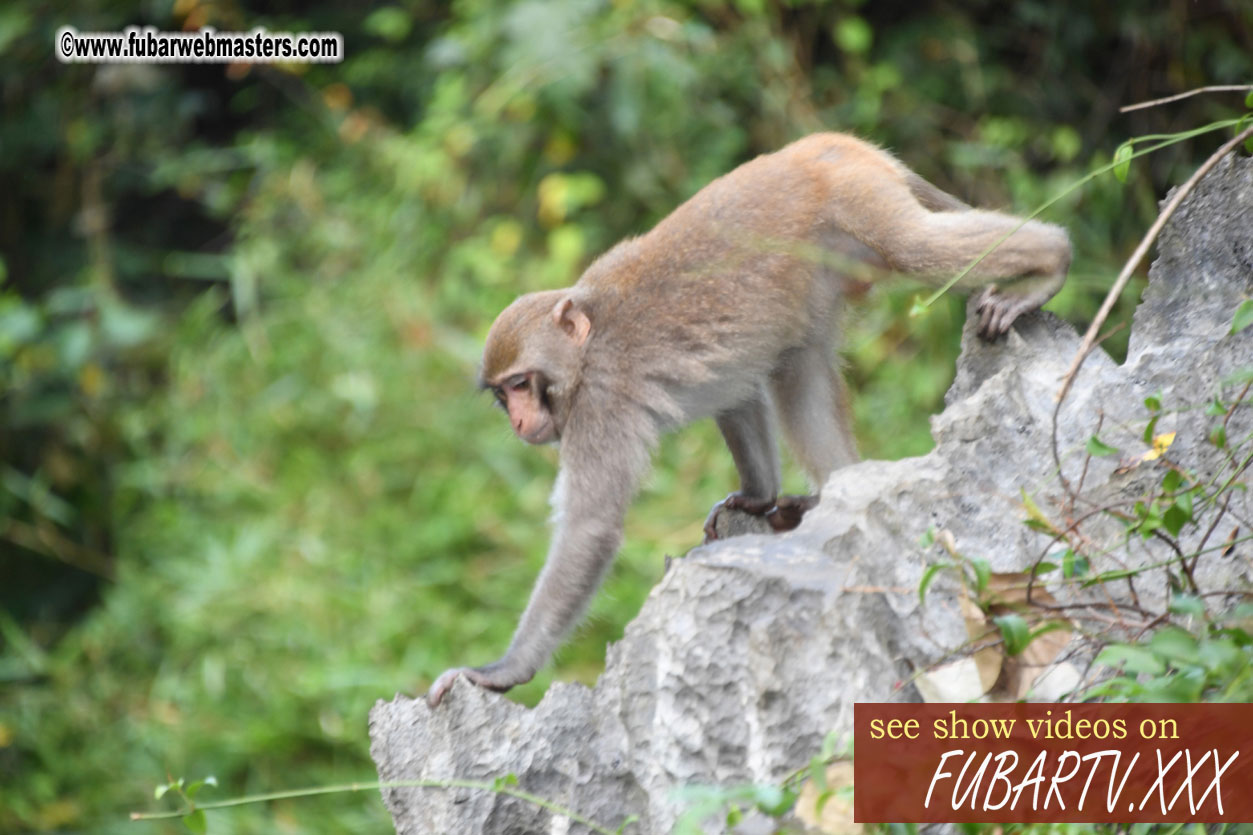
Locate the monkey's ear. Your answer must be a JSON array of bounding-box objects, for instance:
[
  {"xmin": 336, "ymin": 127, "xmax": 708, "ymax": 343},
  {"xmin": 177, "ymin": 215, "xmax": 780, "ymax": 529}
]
[{"xmin": 551, "ymin": 296, "xmax": 591, "ymax": 346}]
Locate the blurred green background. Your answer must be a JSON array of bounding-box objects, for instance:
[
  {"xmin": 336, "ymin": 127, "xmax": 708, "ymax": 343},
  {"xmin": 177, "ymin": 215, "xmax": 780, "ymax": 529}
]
[{"xmin": 1, "ymin": 0, "xmax": 1250, "ymax": 832}]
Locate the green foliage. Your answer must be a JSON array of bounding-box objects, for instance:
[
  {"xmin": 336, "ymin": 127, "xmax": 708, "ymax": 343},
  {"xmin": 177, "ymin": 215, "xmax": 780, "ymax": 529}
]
[
  {"xmin": 672, "ymin": 783, "xmax": 799, "ymax": 834},
  {"xmin": 3, "ymin": 0, "xmax": 1252, "ymax": 833},
  {"xmin": 1090, "ymin": 606, "xmax": 1253, "ymax": 702},
  {"xmin": 1232, "ymin": 299, "xmax": 1253, "ymax": 334},
  {"xmin": 1085, "ymin": 435, "xmax": 1119, "ymax": 457}
]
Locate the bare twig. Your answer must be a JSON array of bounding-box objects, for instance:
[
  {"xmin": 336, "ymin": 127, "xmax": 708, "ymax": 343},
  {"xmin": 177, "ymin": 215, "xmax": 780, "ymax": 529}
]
[
  {"xmin": 1056, "ymin": 124, "xmax": 1253, "ymax": 407},
  {"xmin": 1121, "ymin": 85, "xmax": 1253, "ymax": 113},
  {"xmin": 1194, "ymin": 492, "xmax": 1232, "ymax": 577}
]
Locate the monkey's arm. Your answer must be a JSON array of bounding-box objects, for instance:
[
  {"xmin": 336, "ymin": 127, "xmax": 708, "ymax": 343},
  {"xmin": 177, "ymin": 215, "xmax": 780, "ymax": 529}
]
[{"xmin": 427, "ymin": 433, "xmax": 645, "ymax": 707}]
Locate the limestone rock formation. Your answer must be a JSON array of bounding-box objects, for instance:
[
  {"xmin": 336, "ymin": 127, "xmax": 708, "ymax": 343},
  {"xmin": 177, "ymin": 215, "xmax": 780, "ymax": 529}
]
[{"xmin": 370, "ymin": 155, "xmax": 1253, "ymax": 834}]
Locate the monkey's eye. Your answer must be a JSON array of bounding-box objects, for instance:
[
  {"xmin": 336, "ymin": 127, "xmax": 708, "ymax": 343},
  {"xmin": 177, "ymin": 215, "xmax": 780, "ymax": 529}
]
[{"xmin": 505, "ymin": 374, "xmax": 529, "ymax": 392}]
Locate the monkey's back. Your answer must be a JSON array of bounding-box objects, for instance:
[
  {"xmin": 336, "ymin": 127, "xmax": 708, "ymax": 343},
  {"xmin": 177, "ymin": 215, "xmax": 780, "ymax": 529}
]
[{"xmin": 575, "ymin": 133, "xmax": 894, "ymax": 387}]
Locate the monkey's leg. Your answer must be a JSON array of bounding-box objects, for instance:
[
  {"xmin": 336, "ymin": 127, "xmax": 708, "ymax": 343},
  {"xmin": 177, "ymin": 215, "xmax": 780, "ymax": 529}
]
[
  {"xmin": 716, "ymin": 392, "xmax": 781, "ymax": 502},
  {"xmin": 703, "ymin": 395, "xmax": 781, "ymax": 541},
  {"xmin": 879, "ymin": 208, "xmax": 1070, "ymax": 339},
  {"xmin": 828, "ymin": 158, "xmax": 1071, "ymax": 338},
  {"xmin": 770, "ymin": 342, "xmax": 860, "ymax": 487}
]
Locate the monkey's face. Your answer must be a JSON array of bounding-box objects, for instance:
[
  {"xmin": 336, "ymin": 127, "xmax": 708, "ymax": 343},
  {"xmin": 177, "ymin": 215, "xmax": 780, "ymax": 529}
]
[
  {"xmin": 480, "ymin": 290, "xmax": 593, "ymax": 447},
  {"xmin": 488, "ymin": 370, "xmax": 557, "ymax": 445}
]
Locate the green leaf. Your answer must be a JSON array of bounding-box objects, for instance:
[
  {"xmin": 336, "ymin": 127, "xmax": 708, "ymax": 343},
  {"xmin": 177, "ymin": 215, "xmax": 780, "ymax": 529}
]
[
  {"xmin": 1096, "ymin": 644, "xmax": 1165, "ymax": 675},
  {"xmin": 1246, "ymin": 89, "xmax": 1253, "ymax": 109},
  {"xmin": 1162, "ymin": 504, "xmax": 1189, "ymax": 537},
  {"xmin": 363, "ymin": 6, "xmax": 413, "ymax": 42},
  {"xmin": 185, "ymin": 776, "xmax": 217, "ymax": 801},
  {"xmin": 1142, "ymin": 414, "xmax": 1160, "ymax": 445},
  {"xmin": 1232, "ymin": 300, "xmax": 1253, "ymax": 335},
  {"xmin": 1210, "ymin": 424, "xmax": 1228, "ymax": 448},
  {"xmin": 155, "ymin": 784, "xmax": 171, "ymax": 801},
  {"xmin": 754, "ymin": 785, "xmax": 797, "ymax": 817},
  {"xmin": 833, "ymin": 16, "xmax": 873, "ymax": 54},
  {"xmin": 1224, "ymin": 602, "xmax": 1253, "ymax": 622},
  {"xmin": 918, "ymin": 526, "xmax": 936, "ymax": 548},
  {"xmin": 1086, "ymin": 435, "xmax": 1119, "ymax": 457},
  {"xmin": 614, "ymin": 814, "xmax": 640, "ymax": 834},
  {"xmin": 1168, "ymin": 595, "xmax": 1205, "ymax": 618},
  {"xmin": 968, "ymin": 557, "xmax": 990, "ymax": 595},
  {"xmin": 1198, "ymin": 637, "xmax": 1245, "ymax": 676},
  {"xmin": 1149, "ymin": 626, "xmax": 1198, "ymax": 662},
  {"xmin": 182, "ymin": 809, "xmax": 206, "ymax": 835},
  {"xmin": 726, "ymin": 805, "xmax": 743, "ymax": 826},
  {"xmin": 1032, "ymin": 561, "xmax": 1058, "ymax": 576},
  {"xmin": 1162, "ymin": 469, "xmax": 1182, "ymax": 493},
  {"xmin": 1061, "ymin": 548, "xmax": 1089, "ymax": 579},
  {"xmin": 993, "ymin": 613, "xmax": 1030, "ymax": 655},
  {"xmin": 919, "ymin": 563, "xmax": 946, "ymax": 603},
  {"xmin": 808, "ymin": 754, "xmax": 828, "ymax": 791},
  {"xmin": 908, "ymin": 296, "xmax": 929, "ymax": 318},
  {"xmin": 1029, "ymin": 621, "xmax": 1071, "ymax": 644},
  {"xmin": 1221, "ymin": 366, "xmax": 1253, "ymax": 386},
  {"xmin": 1206, "ymin": 397, "xmax": 1227, "ymax": 417},
  {"xmin": 1113, "ymin": 141, "xmax": 1133, "ymax": 183},
  {"xmin": 1144, "ymin": 392, "xmax": 1162, "ymax": 412},
  {"xmin": 1020, "ymin": 490, "xmax": 1056, "ymax": 535},
  {"xmin": 1175, "ymin": 489, "xmax": 1193, "ymax": 519}
]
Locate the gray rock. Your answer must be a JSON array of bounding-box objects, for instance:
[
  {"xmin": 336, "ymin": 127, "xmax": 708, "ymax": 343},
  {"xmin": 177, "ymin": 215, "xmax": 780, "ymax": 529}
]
[{"xmin": 370, "ymin": 155, "xmax": 1253, "ymax": 834}]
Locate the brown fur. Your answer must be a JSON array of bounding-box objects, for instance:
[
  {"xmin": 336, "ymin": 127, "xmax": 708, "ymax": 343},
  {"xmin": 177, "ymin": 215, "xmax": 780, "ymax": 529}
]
[{"xmin": 428, "ymin": 132, "xmax": 1071, "ymax": 706}]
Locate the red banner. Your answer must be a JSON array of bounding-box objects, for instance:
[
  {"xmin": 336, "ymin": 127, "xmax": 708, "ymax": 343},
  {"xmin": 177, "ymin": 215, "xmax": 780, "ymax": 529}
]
[{"xmin": 854, "ymin": 703, "xmax": 1253, "ymax": 823}]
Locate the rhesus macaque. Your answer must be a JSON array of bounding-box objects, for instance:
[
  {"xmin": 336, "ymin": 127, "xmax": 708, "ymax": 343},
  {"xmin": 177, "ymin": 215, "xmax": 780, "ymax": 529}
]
[{"xmin": 426, "ymin": 132, "xmax": 1070, "ymax": 706}]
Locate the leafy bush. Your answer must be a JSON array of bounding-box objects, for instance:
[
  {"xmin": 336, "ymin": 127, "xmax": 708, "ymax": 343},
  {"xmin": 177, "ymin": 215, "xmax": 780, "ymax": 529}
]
[{"xmin": 2, "ymin": 0, "xmax": 1251, "ymax": 832}]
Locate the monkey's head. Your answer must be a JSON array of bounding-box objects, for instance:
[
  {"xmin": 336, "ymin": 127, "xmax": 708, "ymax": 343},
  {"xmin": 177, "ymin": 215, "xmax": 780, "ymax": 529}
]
[{"xmin": 481, "ymin": 289, "xmax": 592, "ymax": 445}]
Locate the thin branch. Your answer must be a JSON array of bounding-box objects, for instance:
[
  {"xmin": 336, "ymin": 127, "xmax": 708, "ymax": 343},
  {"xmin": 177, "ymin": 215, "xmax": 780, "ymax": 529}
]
[
  {"xmin": 1121, "ymin": 85, "xmax": 1253, "ymax": 113},
  {"xmin": 1056, "ymin": 124, "xmax": 1253, "ymax": 407}
]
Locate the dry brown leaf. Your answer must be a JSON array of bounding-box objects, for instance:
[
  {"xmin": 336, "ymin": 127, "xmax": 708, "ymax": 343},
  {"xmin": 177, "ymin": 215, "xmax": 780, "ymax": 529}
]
[
  {"xmin": 959, "ymin": 589, "xmax": 1004, "ymax": 695},
  {"xmin": 982, "ymin": 572, "xmax": 1074, "ymax": 701}
]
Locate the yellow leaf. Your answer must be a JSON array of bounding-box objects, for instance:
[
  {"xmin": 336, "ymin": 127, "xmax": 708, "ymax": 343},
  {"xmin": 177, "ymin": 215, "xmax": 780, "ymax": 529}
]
[{"xmin": 1142, "ymin": 431, "xmax": 1176, "ymax": 461}]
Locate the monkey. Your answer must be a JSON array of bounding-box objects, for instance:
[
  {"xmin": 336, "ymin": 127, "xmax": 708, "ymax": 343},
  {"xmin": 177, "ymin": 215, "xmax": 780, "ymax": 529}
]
[{"xmin": 425, "ymin": 132, "xmax": 1071, "ymax": 706}]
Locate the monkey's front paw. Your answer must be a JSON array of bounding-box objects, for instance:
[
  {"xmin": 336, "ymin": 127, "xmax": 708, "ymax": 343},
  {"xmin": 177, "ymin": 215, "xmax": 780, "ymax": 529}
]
[{"xmin": 426, "ymin": 663, "xmax": 527, "ymax": 707}]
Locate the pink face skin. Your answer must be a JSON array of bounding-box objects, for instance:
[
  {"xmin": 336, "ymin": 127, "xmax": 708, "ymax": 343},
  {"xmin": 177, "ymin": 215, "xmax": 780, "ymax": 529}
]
[{"xmin": 493, "ymin": 372, "xmax": 556, "ymax": 444}]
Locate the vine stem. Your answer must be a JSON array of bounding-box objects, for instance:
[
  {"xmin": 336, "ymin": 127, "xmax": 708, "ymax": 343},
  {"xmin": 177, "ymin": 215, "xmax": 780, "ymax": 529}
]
[{"xmin": 130, "ymin": 778, "xmax": 625, "ymax": 835}]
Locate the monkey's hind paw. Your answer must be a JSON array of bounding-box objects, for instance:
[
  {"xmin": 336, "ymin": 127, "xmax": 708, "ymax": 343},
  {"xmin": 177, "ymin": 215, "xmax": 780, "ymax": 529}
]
[
  {"xmin": 974, "ymin": 286, "xmax": 1044, "ymax": 340},
  {"xmin": 702, "ymin": 493, "xmax": 818, "ymax": 542},
  {"xmin": 767, "ymin": 494, "xmax": 819, "ymax": 532},
  {"xmin": 703, "ymin": 493, "xmax": 774, "ymax": 542}
]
